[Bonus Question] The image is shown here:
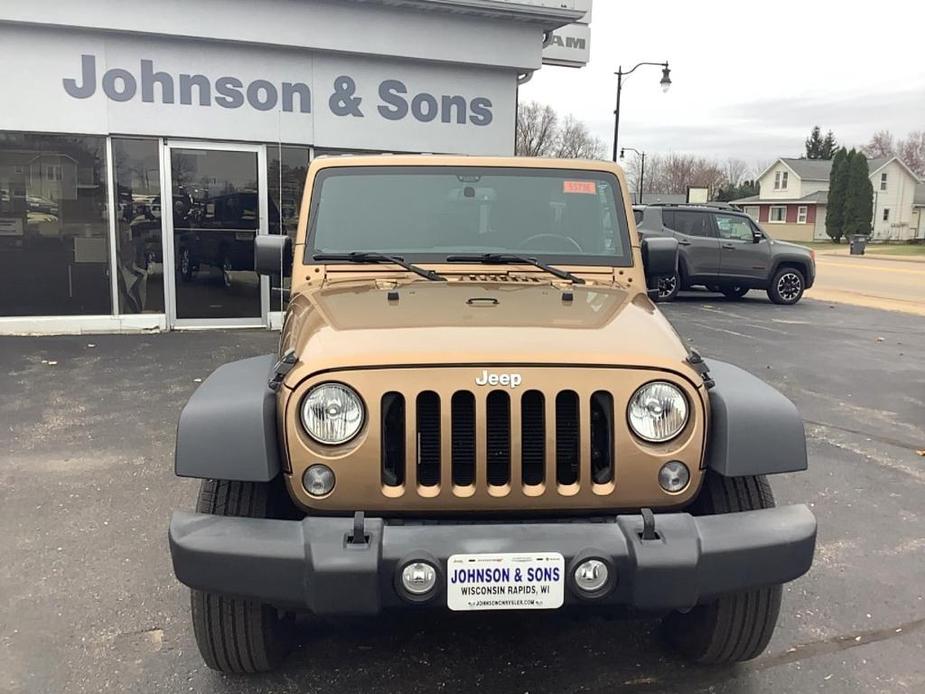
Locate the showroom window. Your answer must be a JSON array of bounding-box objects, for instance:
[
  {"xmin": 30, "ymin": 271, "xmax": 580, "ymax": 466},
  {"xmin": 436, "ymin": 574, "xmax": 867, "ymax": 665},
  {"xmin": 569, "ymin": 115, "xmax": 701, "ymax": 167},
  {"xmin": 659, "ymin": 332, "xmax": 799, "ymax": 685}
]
[
  {"xmin": 267, "ymin": 144, "xmax": 310, "ymax": 311},
  {"xmin": 111, "ymin": 137, "xmax": 164, "ymax": 313},
  {"xmin": 0, "ymin": 132, "xmax": 110, "ymax": 317}
]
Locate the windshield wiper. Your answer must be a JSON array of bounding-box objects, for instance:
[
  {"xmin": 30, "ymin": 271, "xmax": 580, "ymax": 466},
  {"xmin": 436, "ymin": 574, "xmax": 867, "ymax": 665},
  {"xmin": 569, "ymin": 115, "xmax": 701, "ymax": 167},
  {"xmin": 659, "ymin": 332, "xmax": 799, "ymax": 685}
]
[
  {"xmin": 445, "ymin": 253, "xmax": 585, "ymax": 284},
  {"xmin": 313, "ymin": 252, "xmax": 446, "ymax": 281}
]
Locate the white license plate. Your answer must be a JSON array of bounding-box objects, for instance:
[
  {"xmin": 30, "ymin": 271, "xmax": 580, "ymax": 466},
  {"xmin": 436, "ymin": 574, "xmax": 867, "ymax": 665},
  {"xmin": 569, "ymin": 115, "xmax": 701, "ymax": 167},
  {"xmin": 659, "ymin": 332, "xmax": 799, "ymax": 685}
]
[{"xmin": 446, "ymin": 552, "xmax": 565, "ymax": 611}]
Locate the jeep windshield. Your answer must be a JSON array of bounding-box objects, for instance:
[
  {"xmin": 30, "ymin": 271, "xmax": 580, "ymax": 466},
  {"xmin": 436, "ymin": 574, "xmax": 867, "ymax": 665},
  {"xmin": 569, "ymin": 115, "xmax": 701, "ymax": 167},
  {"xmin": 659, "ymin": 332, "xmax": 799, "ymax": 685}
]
[{"xmin": 307, "ymin": 166, "xmax": 633, "ymax": 267}]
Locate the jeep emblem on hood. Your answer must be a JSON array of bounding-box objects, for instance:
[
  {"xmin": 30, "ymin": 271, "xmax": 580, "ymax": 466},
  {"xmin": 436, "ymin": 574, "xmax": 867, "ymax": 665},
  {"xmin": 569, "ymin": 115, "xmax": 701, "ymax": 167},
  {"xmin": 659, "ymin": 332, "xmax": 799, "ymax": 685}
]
[{"xmin": 475, "ymin": 370, "xmax": 522, "ymax": 388}]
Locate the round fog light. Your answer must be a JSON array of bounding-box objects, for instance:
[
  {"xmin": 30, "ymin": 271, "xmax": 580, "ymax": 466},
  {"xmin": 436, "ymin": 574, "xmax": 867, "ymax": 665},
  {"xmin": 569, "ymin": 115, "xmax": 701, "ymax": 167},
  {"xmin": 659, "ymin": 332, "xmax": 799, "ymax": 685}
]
[
  {"xmin": 658, "ymin": 460, "xmax": 690, "ymax": 493},
  {"xmin": 574, "ymin": 559, "xmax": 609, "ymax": 593},
  {"xmin": 401, "ymin": 561, "xmax": 437, "ymax": 595},
  {"xmin": 303, "ymin": 464, "xmax": 335, "ymax": 497}
]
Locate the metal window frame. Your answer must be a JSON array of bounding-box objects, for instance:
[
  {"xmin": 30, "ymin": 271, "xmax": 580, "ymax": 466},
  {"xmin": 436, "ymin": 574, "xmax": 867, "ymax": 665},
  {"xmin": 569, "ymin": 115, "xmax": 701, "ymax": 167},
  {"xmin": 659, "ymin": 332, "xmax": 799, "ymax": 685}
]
[
  {"xmin": 105, "ymin": 137, "xmax": 120, "ymax": 316},
  {"xmin": 768, "ymin": 205, "xmax": 787, "ymax": 224},
  {"xmin": 267, "ymin": 144, "xmax": 314, "ymax": 330},
  {"xmin": 161, "ymin": 139, "xmax": 270, "ymax": 330}
]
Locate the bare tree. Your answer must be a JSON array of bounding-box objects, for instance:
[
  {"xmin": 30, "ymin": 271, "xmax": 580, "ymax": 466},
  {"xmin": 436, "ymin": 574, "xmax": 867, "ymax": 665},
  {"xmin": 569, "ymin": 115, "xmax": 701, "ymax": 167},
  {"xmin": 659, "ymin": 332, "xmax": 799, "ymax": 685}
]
[
  {"xmin": 862, "ymin": 130, "xmax": 895, "ymax": 159},
  {"xmin": 622, "ymin": 151, "xmax": 644, "ymax": 197},
  {"xmin": 552, "ymin": 115, "xmax": 605, "ymax": 159},
  {"xmin": 693, "ymin": 160, "xmax": 727, "ymax": 193},
  {"xmin": 516, "ymin": 101, "xmax": 604, "ymax": 159},
  {"xmin": 723, "ymin": 158, "xmax": 748, "ymax": 186},
  {"xmin": 630, "ymin": 153, "xmax": 736, "ymax": 198},
  {"xmin": 515, "ymin": 102, "xmax": 558, "ymax": 157},
  {"xmin": 645, "ymin": 154, "xmax": 727, "ymax": 195},
  {"xmin": 752, "ymin": 160, "xmax": 771, "ymax": 181},
  {"xmin": 898, "ymin": 131, "xmax": 925, "ymax": 176},
  {"xmin": 859, "ymin": 129, "xmax": 925, "ymax": 175},
  {"xmin": 657, "ymin": 153, "xmax": 696, "ymax": 194},
  {"xmin": 641, "ymin": 155, "xmax": 664, "ymax": 194}
]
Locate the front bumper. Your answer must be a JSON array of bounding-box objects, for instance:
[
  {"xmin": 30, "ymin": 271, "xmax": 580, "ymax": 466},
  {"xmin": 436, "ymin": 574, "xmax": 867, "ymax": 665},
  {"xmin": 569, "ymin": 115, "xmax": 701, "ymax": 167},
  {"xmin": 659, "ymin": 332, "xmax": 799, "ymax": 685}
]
[{"xmin": 169, "ymin": 505, "xmax": 816, "ymax": 614}]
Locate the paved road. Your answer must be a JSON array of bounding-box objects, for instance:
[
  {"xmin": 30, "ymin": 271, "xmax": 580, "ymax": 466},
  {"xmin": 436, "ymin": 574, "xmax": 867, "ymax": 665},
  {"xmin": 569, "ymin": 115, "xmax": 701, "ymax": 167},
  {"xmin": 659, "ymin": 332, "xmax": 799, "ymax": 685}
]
[
  {"xmin": 808, "ymin": 255, "xmax": 925, "ymax": 316},
  {"xmin": 1, "ymin": 299, "xmax": 923, "ymax": 693}
]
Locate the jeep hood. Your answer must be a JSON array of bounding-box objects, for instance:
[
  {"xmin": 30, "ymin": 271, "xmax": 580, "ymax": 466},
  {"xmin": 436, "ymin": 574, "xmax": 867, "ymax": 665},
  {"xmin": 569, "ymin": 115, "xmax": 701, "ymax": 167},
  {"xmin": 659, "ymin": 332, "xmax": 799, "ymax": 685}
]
[{"xmin": 280, "ymin": 280, "xmax": 695, "ymax": 387}]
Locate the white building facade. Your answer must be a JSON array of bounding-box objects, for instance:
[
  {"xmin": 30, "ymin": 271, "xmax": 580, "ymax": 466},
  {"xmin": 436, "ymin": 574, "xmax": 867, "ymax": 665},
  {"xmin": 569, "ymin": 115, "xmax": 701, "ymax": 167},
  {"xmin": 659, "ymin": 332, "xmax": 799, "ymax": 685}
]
[{"xmin": 0, "ymin": 0, "xmax": 590, "ymax": 333}]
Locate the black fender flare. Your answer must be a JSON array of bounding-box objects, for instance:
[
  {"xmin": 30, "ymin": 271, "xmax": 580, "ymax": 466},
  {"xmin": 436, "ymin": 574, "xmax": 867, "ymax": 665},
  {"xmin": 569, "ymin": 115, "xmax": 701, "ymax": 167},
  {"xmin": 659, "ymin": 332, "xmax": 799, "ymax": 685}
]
[
  {"xmin": 676, "ymin": 253, "xmax": 691, "ymax": 288},
  {"xmin": 175, "ymin": 354, "xmax": 281, "ymax": 481},
  {"xmin": 704, "ymin": 359, "xmax": 807, "ymax": 476},
  {"xmin": 769, "ymin": 255, "xmax": 813, "ymax": 287}
]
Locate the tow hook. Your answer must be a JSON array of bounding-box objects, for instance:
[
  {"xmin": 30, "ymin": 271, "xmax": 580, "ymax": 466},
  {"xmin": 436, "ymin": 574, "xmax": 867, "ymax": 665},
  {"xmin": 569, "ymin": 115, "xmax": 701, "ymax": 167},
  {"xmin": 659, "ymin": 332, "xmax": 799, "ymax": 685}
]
[
  {"xmin": 640, "ymin": 507, "xmax": 659, "ymax": 541},
  {"xmin": 347, "ymin": 511, "xmax": 369, "ymax": 546}
]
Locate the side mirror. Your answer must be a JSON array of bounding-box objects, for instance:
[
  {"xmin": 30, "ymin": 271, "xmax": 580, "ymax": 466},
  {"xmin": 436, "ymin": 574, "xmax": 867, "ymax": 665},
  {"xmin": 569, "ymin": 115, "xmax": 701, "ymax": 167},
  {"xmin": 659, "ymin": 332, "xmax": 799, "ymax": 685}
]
[
  {"xmin": 753, "ymin": 231, "xmax": 763, "ymax": 243},
  {"xmin": 641, "ymin": 237, "xmax": 679, "ymax": 300},
  {"xmin": 254, "ymin": 234, "xmax": 292, "ymax": 277},
  {"xmin": 641, "ymin": 236, "xmax": 679, "ymax": 276}
]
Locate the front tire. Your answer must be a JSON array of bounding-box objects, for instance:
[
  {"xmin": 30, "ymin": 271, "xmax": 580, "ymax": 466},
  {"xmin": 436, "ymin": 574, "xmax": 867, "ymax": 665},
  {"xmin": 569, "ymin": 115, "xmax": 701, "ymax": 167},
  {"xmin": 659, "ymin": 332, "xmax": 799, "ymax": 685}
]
[
  {"xmin": 767, "ymin": 267, "xmax": 805, "ymax": 305},
  {"xmin": 190, "ymin": 480, "xmax": 292, "ymax": 673},
  {"xmin": 663, "ymin": 474, "xmax": 782, "ymax": 664}
]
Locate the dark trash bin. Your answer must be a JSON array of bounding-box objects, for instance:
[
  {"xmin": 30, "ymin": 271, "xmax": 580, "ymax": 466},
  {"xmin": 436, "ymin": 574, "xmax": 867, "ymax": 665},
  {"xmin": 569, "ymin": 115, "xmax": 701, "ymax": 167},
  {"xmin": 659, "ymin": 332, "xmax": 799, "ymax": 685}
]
[{"xmin": 849, "ymin": 234, "xmax": 867, "ymax": 255}]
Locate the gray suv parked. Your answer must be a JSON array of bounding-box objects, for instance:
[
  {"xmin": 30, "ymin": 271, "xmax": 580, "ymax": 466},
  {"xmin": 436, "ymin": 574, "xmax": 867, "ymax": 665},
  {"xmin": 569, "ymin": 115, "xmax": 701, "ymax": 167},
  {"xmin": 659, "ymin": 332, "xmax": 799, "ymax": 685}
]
[{"xmin": 634, "ymin": 204, "xmax": 815, "ymax": 304}]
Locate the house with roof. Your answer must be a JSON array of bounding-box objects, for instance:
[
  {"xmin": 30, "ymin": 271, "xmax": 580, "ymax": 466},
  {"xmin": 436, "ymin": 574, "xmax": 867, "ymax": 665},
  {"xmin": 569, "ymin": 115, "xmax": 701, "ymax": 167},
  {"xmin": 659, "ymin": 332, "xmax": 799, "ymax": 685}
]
[{"xmin": 733, "ymin": 157, "xmax": 925, "ymax": 242}]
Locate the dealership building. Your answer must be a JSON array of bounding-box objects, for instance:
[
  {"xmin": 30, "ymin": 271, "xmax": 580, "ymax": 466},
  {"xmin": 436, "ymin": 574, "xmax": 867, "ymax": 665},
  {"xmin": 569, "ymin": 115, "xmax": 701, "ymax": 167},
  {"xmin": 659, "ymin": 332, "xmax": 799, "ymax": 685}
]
[{"xmin": 0, "ymin": 0, "xmax": 591, "ymax": 333}]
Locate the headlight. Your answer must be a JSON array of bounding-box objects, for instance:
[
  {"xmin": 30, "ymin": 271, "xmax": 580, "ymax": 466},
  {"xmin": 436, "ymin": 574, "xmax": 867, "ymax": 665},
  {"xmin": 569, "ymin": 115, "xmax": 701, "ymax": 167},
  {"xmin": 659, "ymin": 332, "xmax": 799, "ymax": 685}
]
[
  {"xmin": 627, "ymin": 381, "xmax": 688, "ymax": 443},
  {"xmin": 301, "ymin": 383, "xmax": 364, "ymax": 445}
]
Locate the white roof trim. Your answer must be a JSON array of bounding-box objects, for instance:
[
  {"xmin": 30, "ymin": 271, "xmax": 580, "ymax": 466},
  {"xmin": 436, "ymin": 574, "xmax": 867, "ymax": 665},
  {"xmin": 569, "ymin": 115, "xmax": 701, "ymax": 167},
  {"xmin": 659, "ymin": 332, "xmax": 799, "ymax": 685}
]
[
  {"xmin": 755, "ymin": 158, "xmax": 785, "ymax": 182},
  {"xmin": 868, "ymin": 156, "xmax": 922, "ymax": 183},
  {"xmin": 730, "ymin": 198, "xmax": 824, "ymax": 205},
  {"xmin": 754, "ymin": 158, "xmax": 820, "ymax": 183},
  {"xmin": 341, "ymin": 0, "xmax": 585, "ymax": 26}
]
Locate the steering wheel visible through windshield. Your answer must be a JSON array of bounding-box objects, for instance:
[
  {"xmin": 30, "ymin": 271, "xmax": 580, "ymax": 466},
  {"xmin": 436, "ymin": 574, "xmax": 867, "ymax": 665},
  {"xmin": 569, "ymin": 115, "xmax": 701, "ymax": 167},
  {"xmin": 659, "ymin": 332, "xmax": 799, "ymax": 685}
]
[{"xmin": 306, "ymin": 166, "xmax": 633, "ymax": 267}]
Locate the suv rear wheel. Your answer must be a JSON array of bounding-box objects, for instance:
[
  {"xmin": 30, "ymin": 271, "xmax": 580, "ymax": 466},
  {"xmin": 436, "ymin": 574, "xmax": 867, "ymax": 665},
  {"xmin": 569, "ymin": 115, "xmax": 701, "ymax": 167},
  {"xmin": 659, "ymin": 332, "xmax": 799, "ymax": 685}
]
[
  {"xmin": 663, "ymin": 473, "xmax": 782, "ymax": 664},
  {"xmin": 190, "ymin": 479, "xmax": 293, "ymax": 673},
  {"xmin": 655, "ymin": 272, "xmax": 680, "ymax": 302},
  {"xmin": 768, "ymin": 267, "xmax": 805, "ymax": 305}
]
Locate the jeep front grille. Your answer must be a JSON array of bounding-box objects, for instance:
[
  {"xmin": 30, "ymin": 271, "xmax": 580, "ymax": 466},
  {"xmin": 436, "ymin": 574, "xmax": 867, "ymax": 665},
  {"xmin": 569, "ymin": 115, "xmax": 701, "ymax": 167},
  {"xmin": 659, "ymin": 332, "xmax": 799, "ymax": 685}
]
[
  {"xmin": 287, "ymin": 366, "xmax": 706, "ymax": 512},
  {"xmin": 381, "ymin": 387, "xmax": 616, "ymax": 494}
]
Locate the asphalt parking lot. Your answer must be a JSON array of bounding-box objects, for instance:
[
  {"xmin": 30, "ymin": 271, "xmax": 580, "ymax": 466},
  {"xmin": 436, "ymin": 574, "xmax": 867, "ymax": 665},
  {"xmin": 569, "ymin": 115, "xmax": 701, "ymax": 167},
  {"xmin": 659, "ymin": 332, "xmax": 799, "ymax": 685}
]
[{"xmin": 1, "ymin": 295, "xmax": 923, "ymax": 694}]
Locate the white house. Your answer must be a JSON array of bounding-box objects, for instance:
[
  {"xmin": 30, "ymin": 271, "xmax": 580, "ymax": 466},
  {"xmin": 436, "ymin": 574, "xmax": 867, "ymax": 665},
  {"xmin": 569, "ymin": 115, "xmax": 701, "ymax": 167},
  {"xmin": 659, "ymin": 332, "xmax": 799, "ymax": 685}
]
[{"xmin": 733, "ymin": 156, "xmax": 924, "ymax": 242}]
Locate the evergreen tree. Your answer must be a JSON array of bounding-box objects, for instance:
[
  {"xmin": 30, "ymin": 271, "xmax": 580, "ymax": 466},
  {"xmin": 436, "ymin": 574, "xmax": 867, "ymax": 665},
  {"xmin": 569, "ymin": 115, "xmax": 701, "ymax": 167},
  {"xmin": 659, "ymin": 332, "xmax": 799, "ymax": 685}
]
[
  {"xmin": 825, "ymin": 148, "xmax": 850, "ymax": 242},
  {"xmin": 804, "ymin": 126, "xmax": 825, "ymax": 159},
  {"xmin": 714, "ymin": 179, "xmax": 759, "ymax": 202},
  {"xmin": 843, "ymin": 152, "xmax": 873, "ymax": 236},
  {"xmin": 820, "ymin": 130, "xmax": 838, "ymax": 159}
]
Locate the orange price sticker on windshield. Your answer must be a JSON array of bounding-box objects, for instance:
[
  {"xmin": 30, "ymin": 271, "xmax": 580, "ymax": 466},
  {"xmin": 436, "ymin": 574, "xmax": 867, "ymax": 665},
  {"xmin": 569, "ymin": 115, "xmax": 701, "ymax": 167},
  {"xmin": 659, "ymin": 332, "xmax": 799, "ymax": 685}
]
[{"xmin": 563, "ymin": 180, "xmax": 597, "ymax": 194}]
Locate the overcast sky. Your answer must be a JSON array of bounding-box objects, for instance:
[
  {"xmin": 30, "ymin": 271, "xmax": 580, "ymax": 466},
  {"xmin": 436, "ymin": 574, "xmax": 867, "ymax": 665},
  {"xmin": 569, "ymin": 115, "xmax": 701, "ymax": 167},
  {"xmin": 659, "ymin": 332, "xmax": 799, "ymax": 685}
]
[{"xmin": 521, "ymin": 0, "xmax": 925, "ymax": 171}]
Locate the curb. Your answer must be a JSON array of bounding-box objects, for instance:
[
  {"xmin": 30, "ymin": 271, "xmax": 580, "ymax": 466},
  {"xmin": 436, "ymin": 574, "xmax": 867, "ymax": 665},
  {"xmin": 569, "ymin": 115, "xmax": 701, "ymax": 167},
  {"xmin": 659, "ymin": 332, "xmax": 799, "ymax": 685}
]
[{"xmin": 816, "ymin": 252, "xmax": 925, "ymax": 264}]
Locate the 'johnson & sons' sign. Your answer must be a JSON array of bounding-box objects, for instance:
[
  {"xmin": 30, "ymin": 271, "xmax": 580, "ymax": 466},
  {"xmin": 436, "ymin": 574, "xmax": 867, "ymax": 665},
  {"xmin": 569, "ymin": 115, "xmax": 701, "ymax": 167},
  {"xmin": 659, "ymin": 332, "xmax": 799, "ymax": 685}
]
[
  {"xmin": 63, "ymin": 55, "xmax": 495, "ymax": 126},
  {"xmin": 0, "ymin": 24, "xmax": 516, "ymax": 154}
]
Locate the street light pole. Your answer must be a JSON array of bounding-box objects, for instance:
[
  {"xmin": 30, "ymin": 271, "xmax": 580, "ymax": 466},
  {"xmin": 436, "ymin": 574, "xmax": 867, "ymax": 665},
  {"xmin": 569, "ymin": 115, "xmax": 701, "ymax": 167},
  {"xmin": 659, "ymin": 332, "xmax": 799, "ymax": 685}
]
[
  {"xmin": 611, "ymin": 61, "xmax": 672, "ymax": 162},
  {"xmin": 620, "ymin": 147, "xmax": 646, "ymax": 203},
  {"xmin": 612, "ymin": 69, "xmax": 623, "ymax": 163}
]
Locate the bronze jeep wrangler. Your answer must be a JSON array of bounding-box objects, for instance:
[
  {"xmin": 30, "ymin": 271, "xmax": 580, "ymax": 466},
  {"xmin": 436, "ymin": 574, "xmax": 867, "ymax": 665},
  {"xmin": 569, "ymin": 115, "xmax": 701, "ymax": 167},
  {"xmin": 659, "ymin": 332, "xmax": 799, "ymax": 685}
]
[{"xmin": 169, "ymin": 156, "xmax": 816, "ymax": 673}]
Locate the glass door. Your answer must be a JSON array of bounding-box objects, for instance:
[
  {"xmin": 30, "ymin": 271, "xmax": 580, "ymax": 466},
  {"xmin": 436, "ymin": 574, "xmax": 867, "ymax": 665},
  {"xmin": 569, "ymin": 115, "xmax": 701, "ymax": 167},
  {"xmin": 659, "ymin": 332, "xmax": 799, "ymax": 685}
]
[{"xmin": 163, "ymin": 141, "xmax": 268, "ymax": 327}]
